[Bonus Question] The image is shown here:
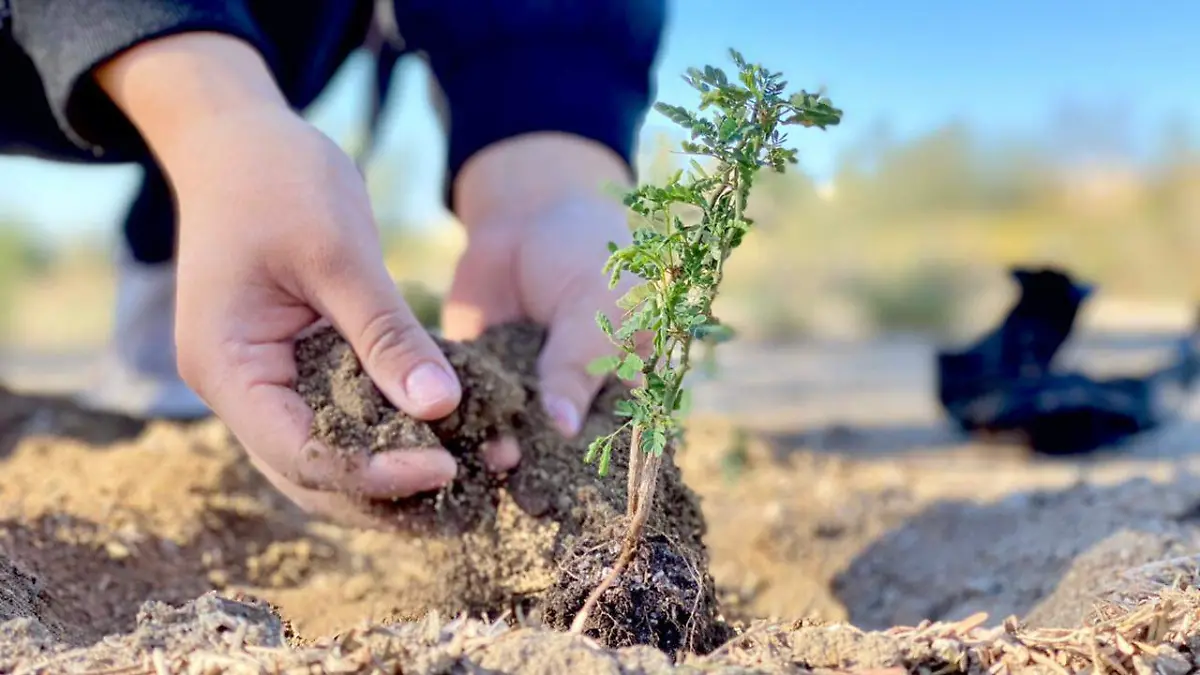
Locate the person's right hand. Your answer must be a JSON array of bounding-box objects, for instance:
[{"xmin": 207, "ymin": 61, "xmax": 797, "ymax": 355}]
[{"xmin": 95, "ymin": 32, "xmax": 517, "ymax": 528}]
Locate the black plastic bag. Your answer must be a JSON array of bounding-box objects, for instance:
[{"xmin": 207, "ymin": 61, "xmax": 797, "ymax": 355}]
[{"xmin": 935, "ymin": 266, "xmax": 1199, "ymax": 455}]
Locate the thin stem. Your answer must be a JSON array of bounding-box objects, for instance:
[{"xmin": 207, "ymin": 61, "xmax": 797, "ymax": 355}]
[
  {"xmin": 704, "ymin": 172, "xmax": 742, "ymax": 311},
  {"xmin": 664, "ymin": 334, "xmax": 693, "ymax": 415},
  {"xmin": 626, "ymin": 425, "xmax": 643, "ymax": 514},
  {"xmin": 632, "ymin": 451, "xmax": 663, "ymax": 527}
]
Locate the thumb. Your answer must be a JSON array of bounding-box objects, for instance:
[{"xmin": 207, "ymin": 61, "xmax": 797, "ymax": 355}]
[
  {"xmin": 314, "ymin": 263, "xmax": 461, "ymax": 421},
  {"xmin": 537, "ymin": 304, "xmax": 615, "ymax": 438}
]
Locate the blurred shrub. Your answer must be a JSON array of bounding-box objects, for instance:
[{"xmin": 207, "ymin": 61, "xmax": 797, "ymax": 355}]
[
  {"xmin": 835, "ymin": 263, "xmax": 978, "ymax": 337},
  {"xmin": 398, "ymin": 281, "xmax": 443, "ymax": 331},
  {"xmin": 725, "ymin": 290, "xmax": 812, "ymax": 344},
  {"xmin": 0, "ymin": 223, "xmax": 49, "ymax": 335}
]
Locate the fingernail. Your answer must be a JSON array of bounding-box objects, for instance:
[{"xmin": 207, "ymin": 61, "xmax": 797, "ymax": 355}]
[
  {"xmin": 403, "ymin": 362, "xmax": 459, "ymax": 412},
  {"xmin": 544, "ymin": 396, "xmax": 581, "ymax": 437}
]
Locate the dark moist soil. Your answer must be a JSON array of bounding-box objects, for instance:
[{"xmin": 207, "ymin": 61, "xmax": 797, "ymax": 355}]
[{"xmin": 293, "ymin": 321, "xmax": 729, "ymax": 654}]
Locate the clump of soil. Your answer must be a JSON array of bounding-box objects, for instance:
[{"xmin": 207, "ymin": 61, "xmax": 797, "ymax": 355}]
[
  {"xmin": 0, "ymin": 554, "xmax": 70, "ymax": 670},
  {"xmin": 296, "ymin": 327, "xmax": 526, "ymax": 534},
  {"xmin": 541, "ymin": 523, "xmax": 720, "ymax": 652},
  {"xmin": 293, "ymin": 322, "xmax": 728, "ymax": 653},
  {"xmin": 128, "ymin": 591, "xmax": 287, "ymax": 654},
  {"xmin": 0, "ymin": 554, "xmax": 64, "ymax": 634},
  {"xmin": 296, "ymin": 327, "xmax": 526, "ymax": 460}
]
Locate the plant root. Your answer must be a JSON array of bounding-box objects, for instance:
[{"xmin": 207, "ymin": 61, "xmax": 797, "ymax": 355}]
[{"xmin": 570, "ymin": 436, "xmax": 663, "ymax": 635}]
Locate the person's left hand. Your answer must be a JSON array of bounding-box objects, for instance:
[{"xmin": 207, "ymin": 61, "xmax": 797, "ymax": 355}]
[{"xmin": 442, "ymin": 133, "xmax": 639, "ymax": 456}]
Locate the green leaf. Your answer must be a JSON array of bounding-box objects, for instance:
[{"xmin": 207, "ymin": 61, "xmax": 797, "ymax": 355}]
[
  {"xmin": 616, "ymin": 282, "xmax": 654, "ymax": 311},
  {"xmin": 719, "ymin": 117, "xmax": 739, "ymax": 142},
  {"xmin": 675, "ymin": 388, "xmax": 694, "ymax": 416},
  {"xmin": 586, "ymin": 355, "xmax": 621, "ymax": 376},
  {"xmin": 584, "ymin": 436, "xmax": 606, "ymax": 464},
  {"xmin": 607, "ymin": 265, "xmax": 623, "ymax": 290},
  {"xmin": 616, "ymin": 353, "xmax": 645, "ymax": 381},
  {"xmin": 647, "ymin": 430, "xmax": 667, "ymax": 457},
  {"xmin": 596, "ymin": 311, "xmax": 614, "ymax": 338},
  {"xmin": 598, "ymin": 444, "xmax": 612, "ymax": 476}
]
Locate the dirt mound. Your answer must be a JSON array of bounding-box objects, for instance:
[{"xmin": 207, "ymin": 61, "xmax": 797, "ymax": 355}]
[
  {"xmin": 294, "ymin": 322, "xmax": 725, "ymax": 652},
  {"xmin": 9, "ymin": 583, "xmax": 1200, "ymax": 674},
  {"xmin": 10, "ymin": 332, "xmax": 1200, "ymax": 671},
  {"xmin": 834, "ymin": 477, "xmax": 1200, "ymax": 630},
  {"xmin": 0, "ymin": 386, "xmax": 147, "ymax": 457}
]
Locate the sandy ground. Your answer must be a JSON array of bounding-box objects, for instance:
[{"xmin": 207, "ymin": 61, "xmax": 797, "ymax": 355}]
[{"xmin": 4, "ymin": 330, "xmax": 1200, "ymax": 672}]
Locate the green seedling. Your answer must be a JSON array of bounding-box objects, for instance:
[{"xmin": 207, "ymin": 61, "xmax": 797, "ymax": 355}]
[{"xmin": 571, "ymin": 49, "xmax": 842, "ymax": 632}]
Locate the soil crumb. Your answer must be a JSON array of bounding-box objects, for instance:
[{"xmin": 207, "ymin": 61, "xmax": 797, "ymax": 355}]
[{"xmin": 294, "ymin": 322, "xmax": 726, "ymax": 653}]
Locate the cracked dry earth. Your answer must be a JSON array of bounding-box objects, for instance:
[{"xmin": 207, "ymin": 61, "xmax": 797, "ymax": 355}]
[{"xmin": 7, "ymin": 331, "xmax": 1200, "ymax": 672}]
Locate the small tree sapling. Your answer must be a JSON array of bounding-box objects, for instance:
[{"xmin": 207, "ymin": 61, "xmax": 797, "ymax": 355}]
[{"xmin": 570, "ymin": 49, "xmax": 842, "ymax": 632}]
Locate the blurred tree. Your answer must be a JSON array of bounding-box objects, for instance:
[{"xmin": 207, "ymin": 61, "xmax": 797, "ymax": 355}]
[
  {"xmin": 974, "ymin": 138, "xmax": 1056, "ymax": 213},
  {"xmin": 871, "ymin": 120, "xmax": 981, "ymax": 215},
  {"xmin": 1145, "ymin": 114, "xmax": 1200, "ymax": 264},
  {"xmin": 0, "ymin": 221, "xmax": 48, "ymax": 338}
]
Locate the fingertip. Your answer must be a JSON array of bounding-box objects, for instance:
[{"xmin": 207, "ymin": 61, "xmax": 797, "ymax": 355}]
[
  {"xmin": 361, "ymin": 447, "xmax": 458, "ymax": 498},
  {"xmin": 317, "ymin": 270, "xmax": 462, "ymax": 421},
  {"xmin": 481, "ymin": 436, "xmax": 522, "ymax": 472},
  {"xmin": 542, "ymin": 393, "xmax": 583, "ymax": 438},
  {"xmin": 397, "ymin": 360, "xmax": 462, "ymax": 419},
  {"xmin": 536, "ymin": 308, "xmax": 607, "ymax": 439}
]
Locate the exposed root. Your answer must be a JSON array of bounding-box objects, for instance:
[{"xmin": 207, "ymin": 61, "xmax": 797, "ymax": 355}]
[
  {"xmin": 570, "ymin": 432, "xmax": 665, "ymax": 635},
  {"xmin": 568, "ymin": 527, "xmax": 638, "ymax": 635}
]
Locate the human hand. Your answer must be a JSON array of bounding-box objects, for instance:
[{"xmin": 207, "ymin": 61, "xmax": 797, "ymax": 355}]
[
  {"xmin": 95, "ymin": 33, "xmax": 512, "ymax": 527},
  {"xmin": 444, "ymin": 133, "xmax": 641, "ymax": 443}
]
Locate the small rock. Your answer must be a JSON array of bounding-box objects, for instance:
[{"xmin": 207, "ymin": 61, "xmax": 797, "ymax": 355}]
[
  {"xmin": 104, "ymin": 541, "xmax": 131, "ymax": 561},
  {"xmin": 207, "ymin": 569, "xmax": 229, "ymax": 588}
]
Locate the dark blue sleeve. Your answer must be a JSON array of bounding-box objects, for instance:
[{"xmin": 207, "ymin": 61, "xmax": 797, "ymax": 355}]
[
  {"xmin": 392, "ymin": 0, "xmax": 667, "ymax": 190},
  {"xmin": 8, "ymin": 0, "xmax": 271, "ymax": 159}
]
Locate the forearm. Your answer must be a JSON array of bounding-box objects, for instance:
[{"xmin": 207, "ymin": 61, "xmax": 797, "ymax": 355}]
[
  {"xmin": 393, "ymin": 0, "xmax": 666, "ymax": 219},
  {"xmin": 453, "ymin": 133, "xmax": 633, "ymax": 229},
  {"xmin": 94, "ymin": 32, "xmax": 289, "ymax": 172}
]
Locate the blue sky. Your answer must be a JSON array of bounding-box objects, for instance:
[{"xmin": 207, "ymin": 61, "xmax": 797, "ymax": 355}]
[{"xmin": 2, "ymin": 0, "xmax": 1198, "ymax": 241}]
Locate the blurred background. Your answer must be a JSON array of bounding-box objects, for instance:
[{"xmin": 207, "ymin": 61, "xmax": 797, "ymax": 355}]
[{"xmin": 2, "ymin": 0, "xmax": 1199, "ymax": 383}]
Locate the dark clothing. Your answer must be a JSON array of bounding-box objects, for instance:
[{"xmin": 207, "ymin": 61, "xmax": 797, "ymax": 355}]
[
  {"xmin": 0, "ymin": 0, "xmax": 665, "ymax": 262},
  {"xmin": 1, "ymin": 0, "xmax": 663, "ymax": 175},
  {"xmin": 123, "ymin": 161, "xmax": 175, "ymax": 264}
]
